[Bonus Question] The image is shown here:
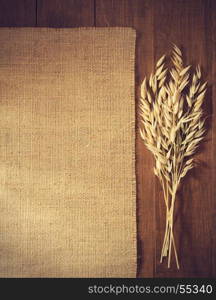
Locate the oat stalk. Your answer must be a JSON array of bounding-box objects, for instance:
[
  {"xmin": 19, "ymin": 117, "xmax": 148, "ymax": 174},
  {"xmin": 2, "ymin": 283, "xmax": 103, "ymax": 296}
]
[{"xmin": 139, "ymin": 45, "xmax": 207, "ymax": 269}]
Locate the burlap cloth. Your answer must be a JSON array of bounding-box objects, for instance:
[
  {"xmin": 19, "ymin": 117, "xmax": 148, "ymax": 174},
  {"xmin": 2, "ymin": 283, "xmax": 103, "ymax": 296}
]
[{"xmin": 0, "ymin": 27, "xmax": 136, "ymax": 277}]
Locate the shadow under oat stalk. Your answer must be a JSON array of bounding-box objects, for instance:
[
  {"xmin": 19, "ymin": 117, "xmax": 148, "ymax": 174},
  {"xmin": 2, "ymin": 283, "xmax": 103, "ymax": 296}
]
[{"xmin": 139, "ymin": 45, "xmax": 207, "ymax": 269}]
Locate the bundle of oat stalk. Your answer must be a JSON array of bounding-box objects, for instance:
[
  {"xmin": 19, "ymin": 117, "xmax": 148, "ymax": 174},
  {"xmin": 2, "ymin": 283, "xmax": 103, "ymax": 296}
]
[{"xmin": 139, "ymin": 45, "xmax": 206, "ymax": 269}]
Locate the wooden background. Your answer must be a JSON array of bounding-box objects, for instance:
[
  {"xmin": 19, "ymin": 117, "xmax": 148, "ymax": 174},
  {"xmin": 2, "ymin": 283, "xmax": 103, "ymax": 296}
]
[{"xmin": 0, "ymin": 0, "xmax": 215, "ymax": 278}]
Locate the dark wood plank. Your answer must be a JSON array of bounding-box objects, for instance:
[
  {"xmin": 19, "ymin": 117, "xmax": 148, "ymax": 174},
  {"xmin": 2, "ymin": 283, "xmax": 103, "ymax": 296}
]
[
  {"xmin": 0, "ymin": 0, "xmax": 36, "ymax": 26},
  {"xmin": 37, "ymin": 0, "xmax": 94, "ymax": 27},
  {"xmin": 96, "ymin": 0, "xmax": 133, "ymax": 27},
  {"xmin": 96, "ymin": 0, "xmax": 156, "ymax": 278},
  {"xmin": 154, "ymin": 0, "xmax": 214, "ymax": 277}
]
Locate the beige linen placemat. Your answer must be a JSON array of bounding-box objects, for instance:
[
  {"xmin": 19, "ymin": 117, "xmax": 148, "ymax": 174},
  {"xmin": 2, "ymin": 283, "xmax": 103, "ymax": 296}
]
[{"xmin": 0, "ymin": 27, "xmax": 136, "ymax": 277}]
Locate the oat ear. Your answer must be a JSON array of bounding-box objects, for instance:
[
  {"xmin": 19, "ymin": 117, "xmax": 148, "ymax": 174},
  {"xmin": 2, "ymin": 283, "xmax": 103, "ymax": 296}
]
[{"xmin": 139, "ymin": 45, "xmax": 206, "ymax": 269}]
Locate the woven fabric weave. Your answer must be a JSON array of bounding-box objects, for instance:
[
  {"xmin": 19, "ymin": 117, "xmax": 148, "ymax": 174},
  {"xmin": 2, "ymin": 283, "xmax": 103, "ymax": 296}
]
[{"xmin": 0, "ymin": 27, "xmax": 136, "ymax": 277}]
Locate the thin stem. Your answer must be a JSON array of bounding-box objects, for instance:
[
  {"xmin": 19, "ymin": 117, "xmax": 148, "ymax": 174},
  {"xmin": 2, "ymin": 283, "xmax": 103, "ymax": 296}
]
[
  {"xmin": 160, "ymin": 208, "xmax": 169, "ymax": 262},
  {"xmin": 171, "ymin": 230, "xmax": 180, "ymax": 269},
  {"xmin": 168, "ymin": 223, "xmax": 172, "ymax": 268}
]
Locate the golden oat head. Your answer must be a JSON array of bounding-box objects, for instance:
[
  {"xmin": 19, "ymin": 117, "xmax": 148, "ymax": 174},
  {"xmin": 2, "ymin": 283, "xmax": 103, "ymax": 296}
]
[{"xmin": 139, "ymin": 45, "xmax": 207, "ymax": 269}]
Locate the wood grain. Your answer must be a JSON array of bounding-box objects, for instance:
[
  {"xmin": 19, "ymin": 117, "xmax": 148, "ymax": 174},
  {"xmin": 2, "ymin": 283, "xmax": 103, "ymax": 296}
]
[
  {"xmin": 0, "ymin": 0, "xmax": 36, "ymax": 26},
  {"xmin": 37, "ymin": 0, "xmax": 94, "ymax": 27}
]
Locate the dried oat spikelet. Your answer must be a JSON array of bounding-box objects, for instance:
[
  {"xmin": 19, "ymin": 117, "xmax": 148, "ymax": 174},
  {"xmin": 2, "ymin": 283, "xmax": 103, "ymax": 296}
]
[{"xmin": 139, "ymin": 45, "xmax": 207, "ymax": 269}]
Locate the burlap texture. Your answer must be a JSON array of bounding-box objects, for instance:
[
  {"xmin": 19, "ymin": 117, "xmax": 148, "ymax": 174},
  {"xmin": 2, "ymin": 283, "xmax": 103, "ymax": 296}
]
[{"xmin": 0, "ymin": 27, "xmax": 136, "ymax": 277}]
